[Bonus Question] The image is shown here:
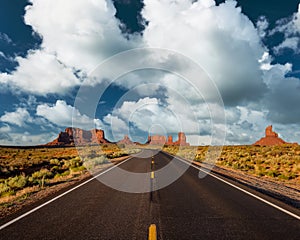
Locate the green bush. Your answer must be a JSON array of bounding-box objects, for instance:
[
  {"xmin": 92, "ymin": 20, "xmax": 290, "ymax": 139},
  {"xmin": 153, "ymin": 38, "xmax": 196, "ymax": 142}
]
[
  {"xmin": 0, "ymin": 182, "xmax": 11, "ymax": 195},
  {"xmin": 70, "ymin": 166, "xmax": 86, "ymax": 172},
  {"xmin": 83, "ymin": 156, "xmax": 108, "ymax": 170},
  {"xmin": 50, "ymin": 158, "xmax": 60, "ymax": 166},
  {"xmin": 31, "ymin": 169, "xmax": 52, "ymax": 179},
  {"xmin": 31, "ymin": 169, "xmax": 53, "ymax": 187},
  {"xmin": 7, "ymin": 175, "xmax": 27, "ymax": 190}
]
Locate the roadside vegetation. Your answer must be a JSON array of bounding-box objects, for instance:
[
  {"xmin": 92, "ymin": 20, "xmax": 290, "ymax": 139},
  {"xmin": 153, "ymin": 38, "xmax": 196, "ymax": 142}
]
[
  {"xmin": 0, "ymin": 145, "xmax": 140, "ymax": 205},
  {"xmin": 163, "ymin": 145, "xmax": 300, "ymax": 182}
]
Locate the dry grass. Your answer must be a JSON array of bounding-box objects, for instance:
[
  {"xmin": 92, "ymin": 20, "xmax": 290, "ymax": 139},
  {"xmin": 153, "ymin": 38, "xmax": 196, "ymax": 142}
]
[
  {"xmin": 0, "ymin": 144, "xmax": 140, "ymax": 203},
  {"xmin": 163, "ymin": 145, "xmax": 300, "ymax": 182}
]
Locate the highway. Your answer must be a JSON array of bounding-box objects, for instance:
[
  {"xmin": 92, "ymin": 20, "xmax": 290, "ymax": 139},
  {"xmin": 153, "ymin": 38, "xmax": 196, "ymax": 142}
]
[{"xmin": 0, "ymin": 150, "xmax": 299, "ymax": 239}]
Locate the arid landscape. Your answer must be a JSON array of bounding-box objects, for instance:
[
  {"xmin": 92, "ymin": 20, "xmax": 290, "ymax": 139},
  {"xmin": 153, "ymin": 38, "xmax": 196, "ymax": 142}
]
[
  {"xmin": 1, "ymin": 126, "xmax": 299, "ymax": 218},
  {"xmin": 0, "ymin": 144, "xmax": 140, "ymax": 217},
  {"xmin": 1, "ymin": 1, "xmax": 300, "ymax": 239}
]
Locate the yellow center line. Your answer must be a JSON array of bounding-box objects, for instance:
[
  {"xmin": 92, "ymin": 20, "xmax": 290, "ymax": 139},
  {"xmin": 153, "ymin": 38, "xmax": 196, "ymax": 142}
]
[
  {"xmin": 151, "ymin": 171, "xmax": 155, "ymax": 179},
  {"xmin": 148, "ymin": 224, "xmax": 157, "ymax": 240}
]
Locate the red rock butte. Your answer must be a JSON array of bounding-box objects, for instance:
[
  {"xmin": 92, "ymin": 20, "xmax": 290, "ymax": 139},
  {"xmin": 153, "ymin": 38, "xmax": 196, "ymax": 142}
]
[
  {"xmin": 47, "ymin": 127, "xmax": 109, "ymax": 146},
  {"xmin": 148, "ymin": 132, "xmax": 190, "ymax": 146},
  {"xmin": 253, "ymin": 125, "xmax": 289, "ymax": 146},
  {"xmin": 117, "ymin": 135, "xmax": 134, "ymax": 145}
]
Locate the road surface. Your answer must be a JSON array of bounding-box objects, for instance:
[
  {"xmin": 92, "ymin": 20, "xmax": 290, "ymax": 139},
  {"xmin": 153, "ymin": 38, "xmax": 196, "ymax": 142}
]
[{"xmin": 0, "ymin": 150, "xmax": 299, "ymax": 239}]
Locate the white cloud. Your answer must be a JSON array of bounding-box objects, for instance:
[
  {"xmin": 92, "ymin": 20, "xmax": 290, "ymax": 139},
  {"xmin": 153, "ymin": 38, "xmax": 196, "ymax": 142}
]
[
  {"xmin": 295, "ymin": 4, "xmax": 300, "ymax": 31},
  {"xmin": 0, "ymin": 132, "xmax": 57, "ymax": 146},
  {"xmin": 0, "ymin": 124, "xmax": 11, "ymax": 133},
  {"xmin": 271, "ymin": 4, "xmax": 300, "ymax": 54},
  {"xmin": 0, "ymin": 49, "xmax": 80, "ymax": 95},
  {"xmin": 142, "ymin": 0, "xmax": 267, "ymax": 106},
  {"xmin": 1, "ymin": 0, "xmax": 300, "ymax": 145},
  {"xmin": 256, "ymin": 16, "xmax": 269, "ymax": 38},
  {"xmin": 36, "ymin": 100, "xmax": 104, "ymax": 129},
  {"xmin": 106, "ymin": 97, "xmax": 182, "ymax": 136},
  {"xmin": 262, "ymin": 64, "xmax": 300, "ymax": 124},
  {"xmin": 0, "ymin": 108, "xmax": 32, "ymax": 127},
  {"xmin": 0, "ymin": 0, "xmax": 141, "ymax": 95},
  {"xmin": 24, "ymin": 0, "xmax": 140, "ymax": 72},
  {"xmin": 274, "ymin": 37, "xmax": 299, "ymax": 54}
]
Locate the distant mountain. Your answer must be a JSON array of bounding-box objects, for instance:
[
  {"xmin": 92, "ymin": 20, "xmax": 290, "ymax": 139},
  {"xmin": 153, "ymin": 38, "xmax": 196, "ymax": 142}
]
[
  {"xmin": 46, "ymin": 127, "xmax": 110, "ymax": 146},
  {"xmin": 253, "ymin": 125, "xmax": 295, "ymax": 146}
]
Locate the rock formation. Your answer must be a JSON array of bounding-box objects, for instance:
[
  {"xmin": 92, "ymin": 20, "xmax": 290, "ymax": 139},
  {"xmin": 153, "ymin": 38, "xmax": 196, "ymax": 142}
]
[
  {"xmin": 253, "ymin": 125, "xmax": 287, "ymax": 146},
  {"xmin": 173, "ymin": 132, "xmax": 189, "ymax": 146},
  {"xmin": 149, "ymin": 132, "xmax": 190, "ymax": 146},
  {"xmin": 117, "ymin": 135, "xmax": 134, "ymax": 145},
  {"xmin": 167, "ymin": 135, "xmax": 173, "ymax": 145},
  {"xmin": 149, "ymin": 135, "xmax": 167, "ymax": 145},
  {"xmin": 47, "ymin": 127, "xmax": 109, "ymax": 146}
]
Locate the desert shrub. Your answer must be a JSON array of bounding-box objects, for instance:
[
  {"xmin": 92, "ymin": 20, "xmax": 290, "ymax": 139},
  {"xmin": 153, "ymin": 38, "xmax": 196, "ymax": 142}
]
[
  {"xmin": 54, "ymin": 170, "xmax": 70, "ymax": 178},
  {"xmin": 51, "ymin": 166, "xmax": 60, "ymax": 173},
  {"xmin": 30, "ymin": 169, "xmax": 53, "ymax": 187},
  {"xmin": 7, "ymin": 175, "xmax": 27, "ymax": 190},
  {"xmin": 0, "ymin": 182, "xmax": 11, "ymax": 196},
  {"xmin": 70, "ymin": 158, "xmax": 81, "ymax": 168},
  {"xmin": 31, "ymin": 169, "xmax": 52, "ymax": 179},
  {"xmin": 278, "ymin": 174, "xmax": 290, "ymax": 180},
  {"xmin": 50, "ymin": 158, "xmax": 60, "ymax": 166},
  {"xmin": 266, "ymin": 170, "xmax": 280, "ymax": 178},
  {"xmin": 106, "ymin": 152, "xmax": 127, "ymax": 159},
  {"xmin": 70, "ymin": 166, "xmax": 86, "ymax": 172},
  {"xmin": 83, "ymin": 156, "xmax": 108, "ymax": 170}
]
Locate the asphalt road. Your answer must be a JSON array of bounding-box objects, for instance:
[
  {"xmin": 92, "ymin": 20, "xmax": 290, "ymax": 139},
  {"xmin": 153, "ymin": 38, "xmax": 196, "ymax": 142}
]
[{"xmin": 0, "ymin": 150, "xmax": 300, "ymax": 239}]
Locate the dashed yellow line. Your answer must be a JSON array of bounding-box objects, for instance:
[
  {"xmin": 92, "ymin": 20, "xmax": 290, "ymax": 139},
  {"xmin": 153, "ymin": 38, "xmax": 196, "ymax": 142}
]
[
  {"xmin": 151, "ymin": 171, "xmax": 155, "ymax": 179},
  {"xmin": 148, "ymin": 224, "xmax": 157, "ymax": 240}
]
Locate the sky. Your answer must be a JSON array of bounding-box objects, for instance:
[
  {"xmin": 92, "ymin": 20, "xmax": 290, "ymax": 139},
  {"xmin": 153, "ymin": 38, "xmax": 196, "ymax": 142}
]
[{"xmin": 0, "ymin": 0, "xmax": 300, "ymax": 146}]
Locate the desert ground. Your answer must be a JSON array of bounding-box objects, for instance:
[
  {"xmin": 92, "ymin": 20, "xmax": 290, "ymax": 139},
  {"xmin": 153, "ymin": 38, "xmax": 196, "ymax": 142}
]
[{"xmin": 0, "ymin": 144, "xmax": 299, "ymax": 218}]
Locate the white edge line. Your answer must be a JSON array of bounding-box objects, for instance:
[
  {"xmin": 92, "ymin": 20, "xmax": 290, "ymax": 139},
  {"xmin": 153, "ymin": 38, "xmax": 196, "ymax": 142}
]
[
  {"xmin": 163, "ymin": 151, "xmax": 300, "ymax": 221},
  {"xmin": 0, "ymin": 157, "xmax": 133, "ymax": 231}
]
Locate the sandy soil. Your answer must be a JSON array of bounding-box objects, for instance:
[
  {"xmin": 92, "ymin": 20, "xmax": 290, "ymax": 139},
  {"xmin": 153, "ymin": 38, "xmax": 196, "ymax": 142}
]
[{"xmin": 194, "ymin": 161, "xmax": 300, "ymax": 209}]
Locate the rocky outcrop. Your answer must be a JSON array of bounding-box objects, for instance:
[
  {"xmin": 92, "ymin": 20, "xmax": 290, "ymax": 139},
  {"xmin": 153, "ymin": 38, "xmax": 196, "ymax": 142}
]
[
  {"xmin": 117, "ymin": 135, "xmax": 134, "ymax": 145},
  {"xmin": 149, "ymin": 135, "xmax": 167, "ymax": 145},
  {"xmin": 167, "ymin": 135, "xmax": 173, "ymax": 145},
  {"xmin": 173, "ymin": 132, "xmax": 189, "ymax": 146},
  {"xmin": 254, "ymin": 125, "xmax": 287, "ymax": 146},
  {"xmin": 47, "ymin": 127, "xmax": 109, "ymax": 146},
  {"xmin": 149, "ymin": 132, "xmax": 190, "ymax": 146}
]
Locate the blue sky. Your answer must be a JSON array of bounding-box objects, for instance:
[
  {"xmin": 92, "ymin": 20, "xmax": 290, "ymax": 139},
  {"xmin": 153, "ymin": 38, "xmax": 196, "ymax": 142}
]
[{"xmin": 0, "ymin": 0, "xmax": 300, "ymax": 145}]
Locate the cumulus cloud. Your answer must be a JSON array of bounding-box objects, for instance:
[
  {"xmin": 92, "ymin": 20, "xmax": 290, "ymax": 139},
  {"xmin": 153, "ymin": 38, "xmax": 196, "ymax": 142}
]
[
  {"xmin": 36, "ymin": 100, "xmax": 104, "ymax": 129},
  {"xmin": 0, "ymin": 49, "xmax": 80, "ymax": 95},
  {"xmin": 105, "ymin": 97, "xmax": 183, "ymax": 137},
  {"xmin": 1, "ymin": 0, "xmax": 300, "ymax": 145},
  {"xmin": 142, "ymin": 0, "xmax": 267, "ymax": 106},
  {"xmin": 271, "ymin": 4, "xmax": 300, "ymax": 54},
  {"xmin": 256, "ymin": 16, "xmax": 269, "ymax": 38},
  {"xmin": 0, "ymin": 131, "xmax": 57, "ymax": 146},
  {"xmin": 274, "ymin": 37, "xmax": 299, "ymax": 54},
  {"xmin": 24, "ymin": 0, "xmax": 140, "ymax": 72},
  {"xmin": 0, "ymin": 0, "xmax": 141, "ymax": 95},
  {"xmin": 104, "ymin": 96, "xmax": 220, "ymax": 142},
  {"xmin": 0, "ymin": 108, "xmax": 32, "ymax": 127},
  {"xmin": 263, "ymin": 64, "xmax": 300, "ymax": 124}
]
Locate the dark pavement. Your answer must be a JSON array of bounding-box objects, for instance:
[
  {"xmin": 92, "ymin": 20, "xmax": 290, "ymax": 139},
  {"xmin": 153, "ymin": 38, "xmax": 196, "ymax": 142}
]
[{"xmin": 0, "ymin": 149, "xmax": 299, "ymax": 239}]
